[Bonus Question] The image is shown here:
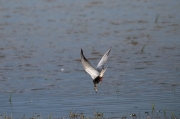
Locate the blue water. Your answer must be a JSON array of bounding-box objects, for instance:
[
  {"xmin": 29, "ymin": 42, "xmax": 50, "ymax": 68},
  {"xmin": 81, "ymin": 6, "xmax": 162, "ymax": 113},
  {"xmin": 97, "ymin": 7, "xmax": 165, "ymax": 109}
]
[{"xmin": 0, "ymin": 0, "xmax": 180, "ymax": 118}]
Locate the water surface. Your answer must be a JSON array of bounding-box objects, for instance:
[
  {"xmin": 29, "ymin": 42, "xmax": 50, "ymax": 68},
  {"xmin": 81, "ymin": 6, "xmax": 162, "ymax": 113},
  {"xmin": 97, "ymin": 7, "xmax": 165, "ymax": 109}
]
[{"xmin": 0, "ymin": 0, "xmax": 180, "ymax": 118}]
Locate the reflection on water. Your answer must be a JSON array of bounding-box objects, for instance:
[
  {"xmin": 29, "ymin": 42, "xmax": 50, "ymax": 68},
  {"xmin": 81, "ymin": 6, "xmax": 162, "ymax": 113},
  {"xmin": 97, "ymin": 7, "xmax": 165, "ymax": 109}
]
[{"xmin": 0, "ymin": 0, "xmax": 180, "ymax": 118}]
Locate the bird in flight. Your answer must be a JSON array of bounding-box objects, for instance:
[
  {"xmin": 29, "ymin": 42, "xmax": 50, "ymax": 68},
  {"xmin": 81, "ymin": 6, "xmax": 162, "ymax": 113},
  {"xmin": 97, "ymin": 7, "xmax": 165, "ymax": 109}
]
[{"xmin": 80, "ymin": 47, "xmax": 111, "ymax": 93}]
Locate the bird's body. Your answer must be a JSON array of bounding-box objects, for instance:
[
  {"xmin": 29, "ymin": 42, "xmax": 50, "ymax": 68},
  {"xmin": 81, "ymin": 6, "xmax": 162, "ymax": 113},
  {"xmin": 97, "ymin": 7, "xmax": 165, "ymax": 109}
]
[{"xmin": 80, "ymin": 47, "xmax": 111, "ymax": 93}]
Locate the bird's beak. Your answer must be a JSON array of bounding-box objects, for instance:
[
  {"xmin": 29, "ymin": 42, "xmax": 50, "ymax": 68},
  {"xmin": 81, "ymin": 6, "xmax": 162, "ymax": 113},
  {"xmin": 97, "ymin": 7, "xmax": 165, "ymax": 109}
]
[{"xmin": 94, "ymin": 87, "xmax": 98, "ymax": 93}]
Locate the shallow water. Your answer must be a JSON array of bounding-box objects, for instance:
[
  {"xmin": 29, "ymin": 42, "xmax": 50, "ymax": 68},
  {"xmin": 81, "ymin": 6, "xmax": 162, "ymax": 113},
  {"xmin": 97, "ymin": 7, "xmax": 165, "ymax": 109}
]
[{"xmin": 0, "ymin": 0, "xmax": 180, "ymax": 118}]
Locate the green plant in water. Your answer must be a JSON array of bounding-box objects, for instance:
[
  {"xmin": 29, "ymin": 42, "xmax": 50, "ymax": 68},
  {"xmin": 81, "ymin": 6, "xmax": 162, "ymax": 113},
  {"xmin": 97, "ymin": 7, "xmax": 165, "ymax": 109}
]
[
  {"xmin": 163, "ymin": 108, "xmax": 167, "ymax": 118},
  {"xmin": 152, "ymin": 104, "xmax": 155, "ymax": 114},
  {"xmin": 141, "ymin": 44, "xmax": 146, "ymax": 53},
  {"xmin": 155, "ymin": 15, "xmax": 160, "ymax": 23},
  {"xmin": 9, "ymin": 93, "xmax": 12, "ymax": 104},
  {"xmin": 170, "ymin": 111, "xmax": 176, "ymax": 119},
  {"xmin": 93, "ymin": 110, "xmax": 103, "ymax": 119},
  {"xmin": 48, "ymin": 114, "xmax": 53, "ymax": 119},
  {"xmin": 69, "ymin": 110, "xmax": 79, "ymax": 119},
  {"xmin": 1, "ymin": 113, "xmax": 12, "ymax": 119}
]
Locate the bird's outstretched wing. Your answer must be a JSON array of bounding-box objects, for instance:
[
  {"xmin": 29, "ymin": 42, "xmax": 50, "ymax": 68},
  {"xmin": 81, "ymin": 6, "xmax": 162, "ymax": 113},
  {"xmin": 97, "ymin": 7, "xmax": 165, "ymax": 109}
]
[
  {"xmin": 81, "ymin": 49, "xmax": 99, "ymax": 79},
  {"xmin": 96, "ymin": 47, "xmax": 111, "ymax": 72}
]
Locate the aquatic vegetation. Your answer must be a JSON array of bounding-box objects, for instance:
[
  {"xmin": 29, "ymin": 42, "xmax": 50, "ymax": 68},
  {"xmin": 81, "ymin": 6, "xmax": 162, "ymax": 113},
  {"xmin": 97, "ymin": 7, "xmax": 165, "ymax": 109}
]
[
  {"xmin": 0, "ymin": 113, "xmax": 12, "ymax": 119},
  {"xmin": 170, "ymin": 111, "xmax": 176, "ymax": 119},
  {"xmin": 8, "ymin": 93, "xmax": 12, "ymax": 104},
  {"xmin": 69, "ymin": 109, "xmax": 88, "ymax": 119},
  {"xmin": 48, "ymin": 114, "xmax": 53, "ymax": 119},
  {"xmin": 93, "ymin": 110, "xmax": 103, "ymax": 119},
  {"xmin": 151, "ymin": 104, "xmax": 155, "ymax": 114},
  {"xmin": 164, "ymin": 108, "xmax": 167, "ymax": 118},
  {"xmin": 155, "ymin": 15, "xmax": 160, "ymax": 23},
  {"xmin": 69, "ymin": 110, "xmax": 79, "ymax": 119},
  {"xmin": 0, "ymin": 108, "xmax": 179, "ymax": 119},
  {"xmin": 141, "ymin": 44, "xmax": 146, "ymax": 53}
]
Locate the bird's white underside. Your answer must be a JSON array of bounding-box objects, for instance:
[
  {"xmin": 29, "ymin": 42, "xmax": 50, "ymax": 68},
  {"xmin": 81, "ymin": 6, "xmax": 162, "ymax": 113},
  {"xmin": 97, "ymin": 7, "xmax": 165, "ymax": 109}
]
[{"xmin": 81, "ymin": 47, "xmax": 111, "ymax": 80}]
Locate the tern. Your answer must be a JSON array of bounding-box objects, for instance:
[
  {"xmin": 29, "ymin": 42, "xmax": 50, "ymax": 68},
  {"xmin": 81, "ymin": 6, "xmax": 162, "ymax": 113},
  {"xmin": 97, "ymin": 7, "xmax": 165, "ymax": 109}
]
[{"xmin": 80, "ymin": 47, "xmax": 111, "ymax": 93}]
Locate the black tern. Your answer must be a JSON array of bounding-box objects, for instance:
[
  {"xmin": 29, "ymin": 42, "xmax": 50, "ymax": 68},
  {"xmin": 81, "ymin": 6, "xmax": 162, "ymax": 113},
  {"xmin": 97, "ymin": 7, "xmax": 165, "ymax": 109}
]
[{"xmin": 81, "ymin": 47, "xmax": 111, "ymax": 93}]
